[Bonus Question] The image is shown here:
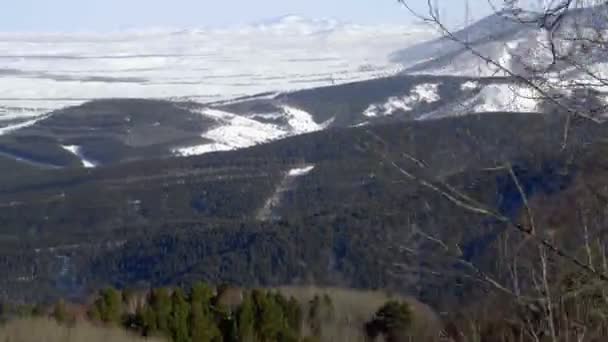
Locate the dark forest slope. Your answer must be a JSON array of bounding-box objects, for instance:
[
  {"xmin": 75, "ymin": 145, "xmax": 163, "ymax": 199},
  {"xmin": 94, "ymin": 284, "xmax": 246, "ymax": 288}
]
[{"xmin": 0, "ymin": 112, "xmax": 606, "ymax": 311}]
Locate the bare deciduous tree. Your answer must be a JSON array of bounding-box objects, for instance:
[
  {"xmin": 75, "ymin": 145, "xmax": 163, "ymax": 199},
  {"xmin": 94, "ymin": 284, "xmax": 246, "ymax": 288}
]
[
  {"xmin": 398, "ymin": 0, "xmax": 608, "ymax": 146},
  {"xmin": 378, "ymin": 1, "xmax": 608, "ymax": 339}
]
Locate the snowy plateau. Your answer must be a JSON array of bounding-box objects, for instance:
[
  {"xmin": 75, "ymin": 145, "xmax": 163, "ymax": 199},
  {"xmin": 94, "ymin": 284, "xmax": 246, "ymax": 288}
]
[{"xmin": 0, "ymin": 16, "xmax": 433, "ymax": 120}]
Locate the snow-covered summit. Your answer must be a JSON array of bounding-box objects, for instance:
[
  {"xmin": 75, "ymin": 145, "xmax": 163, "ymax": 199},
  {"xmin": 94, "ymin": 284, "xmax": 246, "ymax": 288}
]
[
  {"xmin": 394, "ymin": 3, "xmax": 608, "ymax": 79},
  {"xmin": 252, "ymin": 15, "xmax": 341, "ymax": 34}
]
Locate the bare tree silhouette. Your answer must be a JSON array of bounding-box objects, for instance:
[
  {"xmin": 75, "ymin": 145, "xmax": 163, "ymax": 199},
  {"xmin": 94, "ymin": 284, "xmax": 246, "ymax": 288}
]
[{"xmin": 381, "ymin": 2, "xmax": 608, "ymax": 340}]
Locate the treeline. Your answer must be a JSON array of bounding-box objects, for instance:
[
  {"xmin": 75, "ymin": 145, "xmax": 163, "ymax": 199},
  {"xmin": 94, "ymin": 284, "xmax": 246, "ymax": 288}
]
[
  {"xmin": 6, "ymin": 278, "xmax": 608, "ymax": 341},
  {"xmin": 8, "ymin": 284, "xmax": 420, "ymax": 342}
]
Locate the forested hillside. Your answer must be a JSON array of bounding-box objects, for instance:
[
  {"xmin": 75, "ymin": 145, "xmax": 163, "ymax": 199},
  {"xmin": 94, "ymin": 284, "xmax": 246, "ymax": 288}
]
[{"xmin": 0, "ymin": 110, "xmax": 605, "ymax": 310}]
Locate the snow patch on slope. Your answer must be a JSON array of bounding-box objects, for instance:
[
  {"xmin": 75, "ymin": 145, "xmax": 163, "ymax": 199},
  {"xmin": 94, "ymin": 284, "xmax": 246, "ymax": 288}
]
[
  {"xmin": 281, "ymin": 105, "xmax": 333, "ymax": 133},
  {"xmin": 363, "ymin": 83, "xmax": 441, "ymax": 117},
  {"xmin": 0, "ymin": 114, "xmax": 50, "ymax": 135},
  {"xmin": 473, "ymin": 83, "xmax": 539, "ymax": 113},
  {"xmin": 61, "ymin": 145, "xmax": 97, "ymax": 168},
  {"xmin": 461, "ymin": 81, "xmax": 479, "ymax": 91},
  {"xmin": 174, "ymin": 106, "xmax": 330, "ymax": 156},
  {"xmin": 258, "ymin": 163, "xmax": 316, "ymax": 221},
  {"xmin": 175, "ymin": 109, "xmax": 287, "ymax": 155},
  {"xmin": 288, "ymin": 165, "xmax": 315, "ymax": 176},
  {"xmin": 0, "ymin": 107, "xmax": 51, "ymax": 121}
]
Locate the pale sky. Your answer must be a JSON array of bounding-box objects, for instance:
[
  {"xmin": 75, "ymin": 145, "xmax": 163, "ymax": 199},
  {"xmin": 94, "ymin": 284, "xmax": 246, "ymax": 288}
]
[{"xmin": 2, "ymin": 0, "xmax": 498, "ymax": 32}]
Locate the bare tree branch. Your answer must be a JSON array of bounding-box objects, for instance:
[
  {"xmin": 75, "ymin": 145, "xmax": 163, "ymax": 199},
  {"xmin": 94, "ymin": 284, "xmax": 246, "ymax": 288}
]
[
  {"xmin": 365, "ymin": 128, "xmax": 608, "ymax": 282},
  {"xmin": 397, "ymin": 0, "xmax": 606, "ymax": 149}
]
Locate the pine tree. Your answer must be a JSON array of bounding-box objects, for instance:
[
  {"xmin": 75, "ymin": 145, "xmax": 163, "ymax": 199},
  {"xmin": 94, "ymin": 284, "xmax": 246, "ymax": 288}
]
[
  {"xmin": 284, "ymin": 297, "xmax": 302, "ymax": 335},
  {"xmin": 365, "ymin": 300, "xmax": 413, "ymax": 342},
  {"xmin": 254, "ymin": 291, "xmax": 284, "ymax": 342},
  {"xmin": 99, "ymin": 287, "xmax": 123, "ymax": 324},
  {"xmin": 171, "ymin": 288, "xmax": 191, "ymax": 342},
  {"xmin": 237, "ymin": 292, "xmax": 256, "ymax": 342},
  {"xmin": 190, "ymin": 282, "xmax": 222, "ymax": 342},
  {"xmin": 307, "ymin": 295, "xmax": 323, "ymax": 338},
  {"xmin": 307, "ymin": 294, "xmax": 333, "ymax": 338},
  {"xmin": 191, "ymin": 282, "xmax": 214, "ymax": 305},
  {"xmin": 219, "ymin": 315, "xmax": 238, "ymax": 342},
  {"xmin": 152, "ymin": 288, "xmax": 173, "ymax": 336},
  {"xmin": 139, "ymin": 304, "xmax": 158, "ymax": 336}
]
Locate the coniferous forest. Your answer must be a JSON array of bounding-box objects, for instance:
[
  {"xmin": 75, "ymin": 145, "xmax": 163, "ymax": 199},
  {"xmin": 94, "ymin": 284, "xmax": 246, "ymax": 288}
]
[{"xmin": 1, "ymin": 284, "xmax": 427, "ymax": 342}]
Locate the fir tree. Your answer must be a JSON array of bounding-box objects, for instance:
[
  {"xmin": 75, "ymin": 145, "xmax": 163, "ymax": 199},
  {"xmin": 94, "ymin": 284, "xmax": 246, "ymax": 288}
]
[
  {"xmin": 171, "ymin": 288, "xmax": 191, "ymax": 342},
  {"xmin": 152, "ymin": 288, "xmax": 173, "ymax": 336},
  {"xmin": 190, "ymin": 283, "xmax": 222, "ymax": 342},
  {"xmin": 237, "ymin": 292, "xmax": 256, "ymax": 342}
]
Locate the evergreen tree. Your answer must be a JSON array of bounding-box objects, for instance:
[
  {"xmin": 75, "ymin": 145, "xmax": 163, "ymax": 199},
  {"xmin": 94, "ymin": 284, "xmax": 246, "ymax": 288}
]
[
  {"xmin": 307, "ymin": 296, "xmax": 323, "ymax": 338},
  {"xmin": 365, "ymin": 301, "xmax": 413, "ymax": 342},
  {"xmin": 191, "ymin": 282, "xmax": 214, "ymax": 305},
  {"xmin": 321, "ymin": 294, "xmax": 334, "ymax": 320},
  {"xmin": 171, "ymin": 288, "xmax": 191, "ymax": 342},
  {"xmin": 139, "ymin": 304, "xmax": 158, "ymax": 336},
  {"xmin": 190, "ymin": 283, "xmax": 222, "ymax": 342},
  {"xmin": 284, "ymin": 297, "xmax": 302, "ymax": 335},
  {"xmin": 254, "ymin": 291, "xmax": 284, "ymax": 342},
  {"xmin": 307, "ymin": 294, "xmax": 334, "ymax": 338},
  {"xmin": 97, "ymin": 287, "xmax": 123, "ymax": 324},
  {"xmin": 276, "ymin": 329, "xmax": 299, "ymax": 342},
  {"xmin": 237, "ymin": 292, "xmax": 256, "ymax": 342},
  {"xmin": 219, "ymin": 315, "xmax": 239, "ymax": 342},
  {"xmin": 152, "ymin": 288, "xmax": 173, "ymax": 336}
]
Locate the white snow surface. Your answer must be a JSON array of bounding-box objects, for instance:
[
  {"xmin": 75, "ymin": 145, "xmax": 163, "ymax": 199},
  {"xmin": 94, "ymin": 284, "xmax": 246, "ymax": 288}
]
[
  {"xmin": 288, "ymin": 165, "xmax": 315, "ymax": 176},
  {"xmin": 473, "ymin": 83, "xmax": 539, "ymax": 113},
  {"xmin": 461, "ymin": 81, "xmax": 479, "ymax": 91},
  {"xmin": 60, "ymin": 145, "xmax": 97, "ymax": 168},
  {"xmin": 400, "ymin": 18, "xmax": 608, "ymax": 99},
  {"xmin": 257, "ymin": 163, "xmax": 316, "ymax": 220},
  {"xmin": 0, "ymin": 17, "xmax": 435, "ymax": 130},
  {"xmin": 174, "ymin": 108, "xmax": 287, "ymax": 155},
  {"xmin": 174, "ymin": 106, "xmax": 332, "ymax": 156},
  {"xmin": 0, "ymin": 114, "xmax": 51, "ymax": 135},
  {"xmin": 363, "ymin": 83, "xmax": 441, "ymax": 117},
  {"xmin": 281, "ymin": 106, "xmax": 331, "ymax": 133}
]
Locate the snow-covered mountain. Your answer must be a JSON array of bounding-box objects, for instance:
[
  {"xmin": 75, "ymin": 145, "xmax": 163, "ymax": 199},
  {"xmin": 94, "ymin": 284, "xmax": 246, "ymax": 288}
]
[
  {"xmin": 387, "ymin": 4, "xmax": 608, "ymax": 120},
  {"xmin": 5, "ymin": 7, "xmax": 608, "ymax": 169},
  {"xmin": 392, "ymin": 5, "xmax": 608, "ymax": 78},
  {"xmin": 0, "ymin": 74, "xmax": 539, "ymax": 168}
]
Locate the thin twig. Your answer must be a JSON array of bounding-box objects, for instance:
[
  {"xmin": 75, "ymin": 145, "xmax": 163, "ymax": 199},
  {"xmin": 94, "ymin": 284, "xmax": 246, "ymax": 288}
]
[{"xmin": 364, "ymin": 129, "xmax": 608, "ymax": 282}]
